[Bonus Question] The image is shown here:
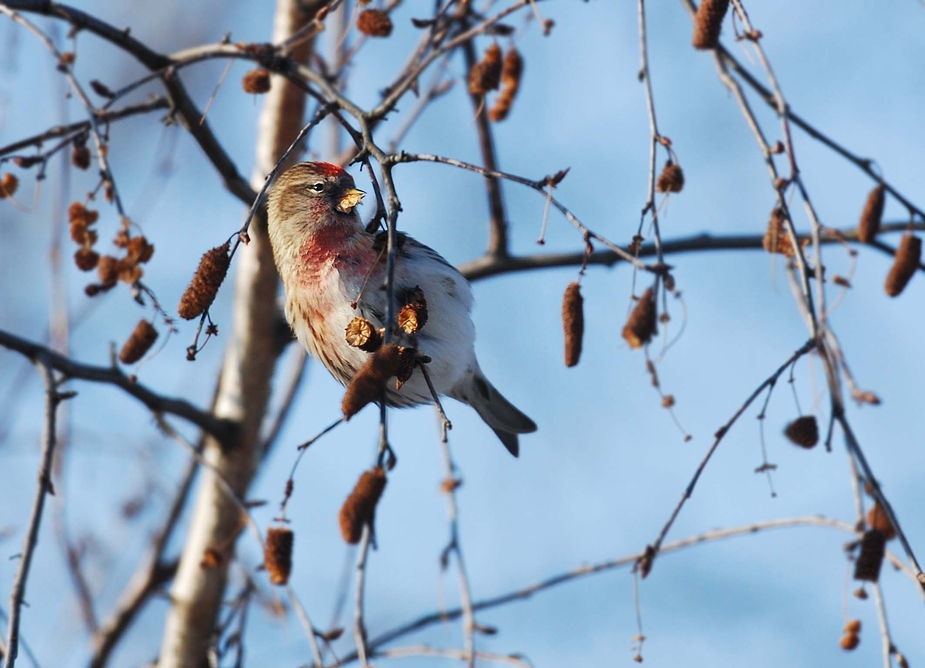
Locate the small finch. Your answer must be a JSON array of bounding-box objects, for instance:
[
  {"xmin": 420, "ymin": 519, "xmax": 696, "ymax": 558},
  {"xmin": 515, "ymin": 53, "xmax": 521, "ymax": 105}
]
[{"xmin": 267, "ymin": 162, "xmax": 537, "ymax": 456}]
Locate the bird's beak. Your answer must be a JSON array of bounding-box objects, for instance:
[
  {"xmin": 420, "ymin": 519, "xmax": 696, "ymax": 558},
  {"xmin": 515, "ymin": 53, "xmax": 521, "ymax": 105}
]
[{"xmin": 337, "ymin": 188, "xmax": 365, "ymax": 214}]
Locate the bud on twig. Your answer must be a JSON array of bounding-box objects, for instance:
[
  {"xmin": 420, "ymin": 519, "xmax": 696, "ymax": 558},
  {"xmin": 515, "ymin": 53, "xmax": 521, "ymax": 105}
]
[
  {"xmin": 339, "ymin": 468, "xmax": 387, "ymax": 544},
  {"xmin": 178, "ymin": 242, "xmax": 231, "ymax": 319},
  {"xmin": 562, "ymin": 281, "xmax": 584, "ymax": 367},
  {"xmin": 264, "ymin": 527, "xmax": 294, "ymax": 585}
]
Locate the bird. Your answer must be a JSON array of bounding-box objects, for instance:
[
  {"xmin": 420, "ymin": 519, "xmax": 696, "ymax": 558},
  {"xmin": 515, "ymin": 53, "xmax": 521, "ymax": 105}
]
[{"xmin": 266, "ymin": 161, "xmax": 536, "ymax": 456}]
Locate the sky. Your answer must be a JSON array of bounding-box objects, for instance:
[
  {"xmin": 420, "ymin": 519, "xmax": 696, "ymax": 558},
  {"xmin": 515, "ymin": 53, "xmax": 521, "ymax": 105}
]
[{"xmin": 1, "ymin": 1, "xmax": 924, "ymax": 667}]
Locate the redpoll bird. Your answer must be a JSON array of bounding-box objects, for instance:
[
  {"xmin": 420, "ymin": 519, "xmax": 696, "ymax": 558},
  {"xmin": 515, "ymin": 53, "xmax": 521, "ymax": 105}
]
[{"xmin": 267, "ymin": 162, "xmax": 536, "ymax": 456}]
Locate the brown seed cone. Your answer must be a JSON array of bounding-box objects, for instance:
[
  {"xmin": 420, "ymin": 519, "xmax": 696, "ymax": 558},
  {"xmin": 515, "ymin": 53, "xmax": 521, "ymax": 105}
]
[
  {"xmin": 264, "ymin": 527, "xmax": 294, "ymax": 585},
  {"xmin": 119, "ymin": 319, "xmax": 159, "ymax": 364},
  {"xmin": 69, "ymin": 201, "xmax": 100, "ymax": 227},
  {"xmin": 839, "ymin": 633, "xmax": 860, "ymax": 651},
  {"xmin": 884, "ymin": 233, "xmax": 921, "ymax": 297},
  {"xmin": 562, "ymin": 281, "xmax": 584, "ymax": 367},
  {"xmin": 622, "ymin": 288, "xmax": 658, "ymax": 349},
  {"xmin": 97, "ymin": 255, "xmax": 120, "ymax": 287},
  {"xmin": 488, "ymin": 48, "xmax": 523, "ymax": 122},
  {"xmin": 468, "ymin": 44, "xmax": 502, "ymax": 96},
  {"xmin": 242, "ymin": 69, "xmax": 271, "ymax": 94},
  {"xmin": 844, "ymin": 619, "xmax": 861, "ymax": 635},
  {"xmin": 127, "ymin": 236, "xmax": 155, "ymax": 264},
  {"xmin": 345, "ymin": 317, "xmax": 383, "ymax": 352},
  {"xmin": 784, "ymin": 415, "xmax": 818, "ymax": 449},
  {"xmin": 0, "ymin": 173, "xmax": 19, "ymax": 199},
  {"xmin": 857, "ymin": 185, "xmax": 885, "ymax": 244},
  {"xmin": 853, "ymin": 529, "xmax": 886, "ymax": 582},
  {"xmin": 763, "ymin": 208, "xmax": 797, "ymax": 257},
  {"xmin": 178, "ymin": 242, "xmax": 231, "ymax": 319},
  {"xmin": 357, "ymin": 9, "xmax": 393, "ymax": 37},
  {"xmin": 74, "ymin": 248, "xmax": 100, "ymax": 272},
  {"xmin": 339, "ymin": 468, "xmax": 387, "ymax": 544},
  {"xmin": 71, "ymin": 145, "xmax": 91, "ymax": 170},
  {"xmin": 398, "ymin": 286, "xmax": 428, "ymax": 334},
  {"xmin": 656, "ymin": 161, "xmax": 685, "ymax": 193},
  {"xmin": 692, "ymin": 0, "xmax": 730, "ymax": 50},
  {"xmin": 342, "ymin": 344, "xmax": 415, "ymax": 419},
  {"xmin": 866, "ymin": 503, "xmax": 896, "ymax": 541}
]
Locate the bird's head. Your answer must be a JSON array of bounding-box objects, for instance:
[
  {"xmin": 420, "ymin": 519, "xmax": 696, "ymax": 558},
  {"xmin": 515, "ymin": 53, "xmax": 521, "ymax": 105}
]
[{"xmin": 268, "ymin": 161, "xmax": 366, "ymax": 236}]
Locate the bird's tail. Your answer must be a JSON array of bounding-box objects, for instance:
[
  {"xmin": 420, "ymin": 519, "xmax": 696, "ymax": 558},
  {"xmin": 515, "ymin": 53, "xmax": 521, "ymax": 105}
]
[{"xmin": 452, "ymin": 371, "xmax": 536, "ymax": 457}]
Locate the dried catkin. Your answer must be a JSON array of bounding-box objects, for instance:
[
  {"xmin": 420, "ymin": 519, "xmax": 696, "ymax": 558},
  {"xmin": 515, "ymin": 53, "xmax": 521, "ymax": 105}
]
[
  {"xmin": 397, "ymin": 286, "xmax": 428, "ymax": 334},
  {"xmin": 762, "ymin": 207, "xmax": 798, "ymax": 257},
  {"xmin": 857, "ymin": 184, "xmax": 885, "ymax": 244},
  {"xmin": 488, "ymin": 47, "xmax": 524, "ymax": 122},
  {"xmin": 342, "ymin": 344, "xmax": 415, "ymax": 419},
  {"xmin": 468, "ymin": 43, "xmax": 502, "ymax": 96},
  {"xmin": 119, "ymin": 320, "xmax": 159, "ymax": 364},
  {"xmin": 853, "ymin": 529, "xmax": 886, "ymax": 582},
  {"xmin": 622, "ymin": 288, "xmax": 657, "ymax": 349},
  {"xmin": 562, "ymin": 281, "xmax": 584, "ymax": 367},
  {"xmin": 784, "ymin": 415, "xmax": 818, "ymax": 449},
  {"xmin": 178, "ymin": 242, "xmax": 231, "ymax": 319},
  {"xmin": 339, "ymin": 468, "xmax": 387, "ymax": 544},
  {"xmin": 884, "ymin": 233, "xmax": 920, "ymax": 297},
  {"xmin": 656, "ymin": 161, "xmax": 684, "ymax": 193},
  {"xmin": 241, "ymin": 69, "xmax": 271, "ymax": 94},
  {"xmin": 264, "ymin": 527, "xmax": 294, "ymax": 585},
  {"xmin": 692, "ymin": 0, "xmax": 730, "ymax": 50},
  {"xmin": 356, "ymin": 9, "xmax": 393, "ymax": 37}
]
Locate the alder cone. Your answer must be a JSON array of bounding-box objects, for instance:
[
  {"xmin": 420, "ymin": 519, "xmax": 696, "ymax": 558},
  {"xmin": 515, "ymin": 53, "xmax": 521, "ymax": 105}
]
[
  {"xmin": 853, "ymin": 529, "xmax": 886, "ymax": 582},
  {"xmin": 622, "ymin": 288, "xmax": 657, "ymax": 349},
  {"xmin": 339, "ymin": 468, "xmax": 387, "ymax": 544},
  {"xmin": 884, "ymin": 233, "xmax": 921, "ymax": 297},
  {"xmin": 342, "ymin": 344, "xmax": 415, "ymax": 419},
  {"xmin": 264, "ymin": 527, "xmax": 294, "ymax": 585},
  {"xmin": 242, "ymin": 69, "xmax": 271, "ymax": 94},
  {"xmin": 119, "ymin": 320, "xmax": 159, "ymax": 365},
  {"xmin": 656, "ymin": 161, "xmax": 684, "ymax": 193},
  {"xmin": 468, "ymin": 44, "xmax": 502, "ymax": 95},
  {"xmin": 784, "ymin": 415, "xmax": 818, "ymax": 449},
  {"xmin": 692, "ymin": 0, "xmax": 730, "ymax": 49},
  {"xmin": 178, "ymin": 242, "xmax": 231, "ymax": 319},
  {"xmin": 562, "ymin": 281, "xmax": 584, "ymax": 367},
  {"xmin": 857, "ymin": 184, "xmax": 885, "ymax": 244}
]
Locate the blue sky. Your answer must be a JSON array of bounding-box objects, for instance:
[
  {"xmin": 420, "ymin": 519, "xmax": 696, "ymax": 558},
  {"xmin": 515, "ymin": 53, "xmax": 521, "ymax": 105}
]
[{"xmin": 1, "ymin": 1, "xmax": 924, "ymax": 666}]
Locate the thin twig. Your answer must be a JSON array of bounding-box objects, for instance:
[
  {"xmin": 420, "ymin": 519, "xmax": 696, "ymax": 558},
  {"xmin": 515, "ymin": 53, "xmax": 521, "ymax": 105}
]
[{"xmin": 4, "ymin": 362, "xmax": 65, "ymax": 668}]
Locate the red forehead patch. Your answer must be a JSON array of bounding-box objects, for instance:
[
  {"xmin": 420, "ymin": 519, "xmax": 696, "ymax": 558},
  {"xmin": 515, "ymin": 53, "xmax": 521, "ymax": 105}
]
[{"xmin": 313, "ymin": 161, "xmax": 345, "ymax": 177}]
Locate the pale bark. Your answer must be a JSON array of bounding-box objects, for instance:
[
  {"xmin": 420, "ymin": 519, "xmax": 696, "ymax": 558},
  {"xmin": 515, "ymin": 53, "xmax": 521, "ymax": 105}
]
[{"xmin": 156, "ymin": 2, "xmax": 319, "ymax": 665}]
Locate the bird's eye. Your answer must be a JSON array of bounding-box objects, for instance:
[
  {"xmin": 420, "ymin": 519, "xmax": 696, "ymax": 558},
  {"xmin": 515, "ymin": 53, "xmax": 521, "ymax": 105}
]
[{"xmin": 311, "ymin": 183, "xmax": 325, "ymax": 193}]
